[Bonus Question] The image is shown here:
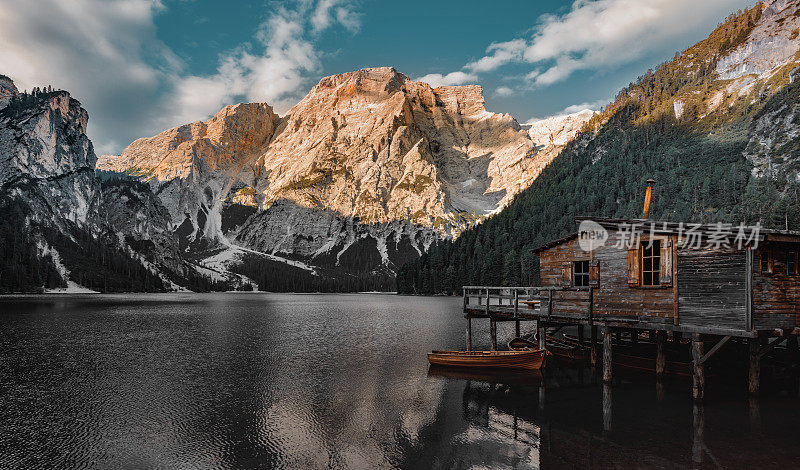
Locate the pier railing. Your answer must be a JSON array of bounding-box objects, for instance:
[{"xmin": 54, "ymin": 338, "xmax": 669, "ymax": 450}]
[{"xmin": 462, "ymin": 286, "xmax": 594, "ymax": 323}]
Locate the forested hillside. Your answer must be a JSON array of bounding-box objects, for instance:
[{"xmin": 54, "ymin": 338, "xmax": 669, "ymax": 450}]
[{"xmin": 397, "ymin": 3, "xmax": 800, "ymax": 294}]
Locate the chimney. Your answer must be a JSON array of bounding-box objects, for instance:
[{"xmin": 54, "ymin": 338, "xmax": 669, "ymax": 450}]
[{"xmin": 642, "ymin": 179, "xmax": 656, "ymax": 219}]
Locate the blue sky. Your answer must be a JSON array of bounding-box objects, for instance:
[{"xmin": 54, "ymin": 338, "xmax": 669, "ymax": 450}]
[{"xmin": 0, "ymin": 0, "xmax": 755, "ymax": 154}]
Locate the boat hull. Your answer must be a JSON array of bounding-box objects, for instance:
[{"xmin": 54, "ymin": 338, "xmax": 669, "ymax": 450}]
[{"xmin": 427, "ymin": 349, "xmax": 546, "ymax": 371}]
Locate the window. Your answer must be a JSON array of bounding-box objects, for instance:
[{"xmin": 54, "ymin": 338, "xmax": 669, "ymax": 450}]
[
  {"xmin": 641, "ymin": 240, "xmax": 661, "ymax": 286},
  {"xmin": 573, "ymin": 260, "xmax": 589, "ymax": 287},
  {"xmin": 761, "ymin": 250, "xmax": 770, "ymax": 273},
  {"xmin": 789, "ymin": 252, "xmax": 798, "ymax": 275}
]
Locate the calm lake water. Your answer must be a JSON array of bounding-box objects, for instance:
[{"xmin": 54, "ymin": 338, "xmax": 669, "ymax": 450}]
[{"xmin": 1, "ymin": 293, "xmax": 800, "ymax": 469}]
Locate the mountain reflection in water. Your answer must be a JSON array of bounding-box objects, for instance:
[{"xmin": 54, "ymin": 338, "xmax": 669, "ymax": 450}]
[{"xmin": 1, "ymin": 294, "xmax": 800, "ymax": 469}]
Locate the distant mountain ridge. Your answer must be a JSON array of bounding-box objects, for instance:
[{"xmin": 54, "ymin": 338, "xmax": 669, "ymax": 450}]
[{"xmin": 95, "ymin": 67, "xmax": 593, "ymax": 289}]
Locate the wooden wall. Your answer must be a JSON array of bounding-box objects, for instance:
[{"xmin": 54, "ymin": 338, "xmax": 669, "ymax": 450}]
[
  {"xmin": 538, "ymin": 232, "xmax": 800, "ymax": 333},
  {"xmin": 752, "ymin": 242, "xmax": 800, "ymax": 330},
  {"xmin": 539, "ymin": 236, "xmax": 674, "ymax": 324},
  {"xmin": 677, "ymin": 246, "xmax": 747, "ymax": 330}
]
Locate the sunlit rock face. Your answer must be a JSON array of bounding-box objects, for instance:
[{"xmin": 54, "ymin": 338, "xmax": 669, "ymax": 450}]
[
  {"xmin": 254, "ymin": 67, "xmax": 542, "ymax": 234},
  {"xmin": 96, "ymin": 67, "xmax": 586, "ymax": 275},
  {"xmin": 97, "ymin": 102, "xmax": 280, "ymax": 243}
]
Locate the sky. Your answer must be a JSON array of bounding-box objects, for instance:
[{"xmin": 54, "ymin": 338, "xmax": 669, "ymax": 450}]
[{"xmin": 0, "ymin": 0, "xmax": 756, "ymax": 154}]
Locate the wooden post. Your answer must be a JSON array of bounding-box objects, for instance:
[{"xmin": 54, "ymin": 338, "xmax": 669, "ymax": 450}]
[
  {"xmin": 515, "ymin": 320, "xmax": 521, "ymax": 338},
  {"xmin": 490, "ymin": 319, "xmax": 497, "ymax": 351},
  {"xmin": 749, "ymin": 337, "xmax": 760, "ymax": 396},
  {"xmin": 466, "ymin": 318, "xmax": 472, "ymax": 351},
  {"xmin": 590, "ymin": 325, "xmax": 598, "ymax": 367},
  {"xmin": 485, "ymin": 288, "xmax": 490, "ymax": 316},
  {"xmin": 513, "ymin": 289, "xmax": 519, "ymax": 318},
  {"xmin": 538, "ymin": 324, "xmax": 547, "ymax": 351},
  {"xmin": 656, "ymin": 331, "xmax": 666, "ymax": 379},
  {"xmin": 577, "ymin": 325, "xmax": 585, "ymax": 345},
  {"xmin": 602, "ymin": 326, "xmax": 612, "ymax": 383},
  {"xmin": 692, "ymin": 333, "xmax": 705, "ymax": 401}
]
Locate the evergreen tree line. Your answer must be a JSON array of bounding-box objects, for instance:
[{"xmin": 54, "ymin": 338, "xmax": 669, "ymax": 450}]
[
  {"xmin": 0, "ymin": 198, "xmax": 169, "ymax": 293},
  {"xmin": 232, "ymin": 254, "xmax": 396, "ymax": 292}
]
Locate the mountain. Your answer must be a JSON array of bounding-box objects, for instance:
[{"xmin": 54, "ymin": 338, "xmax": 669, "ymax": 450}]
[
  {"xmin": 97, "ymin": 67, "xmax": 593, "ymax": 289},
  {"xmin": 0, "ymin": 84, "xmax": 189, "ymax": 293},
  {"xmin": 398, "ymin": 0, "xmax": 800, "ymax": 294}
]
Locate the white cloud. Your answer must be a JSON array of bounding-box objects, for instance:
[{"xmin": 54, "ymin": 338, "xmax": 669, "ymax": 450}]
[
  {"xmin": 518, "ymin": 0, "xmax": 756, "ymax": 86},
  {"xmin": 420, "ymin": 0, "xmax": 754, "ymax": 89},
  {"xmin": 466, "ymin": 39, "xmax": 526, "ymax": 73},
  {"xmin": 415, "ymin": 71, "xmax": 478, "ymax": 88},
  {"xmin": 495, "ymin": 86, "xmax": 514, "ymax": 96},
  {"xmin": 311, "ymin": 0, "xmax": 361, "ymax": 33},
  {"xmin": 168, "ymin": 8, "xmax": 322, "ymax": 123},
  {"xmin": 0, "ymin": 0, "xmax": 176, "ymax": 154},
  {"xmin": 0, "ymin": 0, "xmax": 360, "ymax": 154}
]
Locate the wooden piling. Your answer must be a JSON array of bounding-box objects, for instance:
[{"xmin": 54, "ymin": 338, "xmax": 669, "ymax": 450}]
[
  {"xmin": 538, "ymin": 324, "xmax": 547, "ymax": 351},
  {"xmin": 749, "ymin": 337, "xmax": 760, "ymax": 396},
  {"xmin": 490, "ymin": 319, "xmax": 497, "ymax": 351},
  {"xmin": 656, "ymin": 331, "xmax": 666, "ymax": 379},
  {"xmin": 590, "ymin": 325, "xmax": 598, "ymax": 366},
  {"xmin": 466, "ymin": 318, "xmax": 472, "ymax": 351},
  {"xmin": 692, "ymin": 334, "xmax": 705, "ymax": 401},
  {"xmin": 602, "ymin": 326, "xmax": 612, "ymax": 383},
  {"xmin": 515, "ymin": 320, "xmax": 521, "ymax": 338}
]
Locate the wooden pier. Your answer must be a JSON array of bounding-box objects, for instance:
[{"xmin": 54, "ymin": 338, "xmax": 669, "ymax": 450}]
[
  {"xmin": 462, "ymin": 212, "xmax": 800, "ymax": 400},
  {"xmin": 460, "ymin": 181, "xmax": 800, "ymax": 399}
]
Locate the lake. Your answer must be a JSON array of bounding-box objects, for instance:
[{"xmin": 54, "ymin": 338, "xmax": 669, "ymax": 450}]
[{"xmin": 1, "ymin": 293, "xmax": 800, "ymax": 469}]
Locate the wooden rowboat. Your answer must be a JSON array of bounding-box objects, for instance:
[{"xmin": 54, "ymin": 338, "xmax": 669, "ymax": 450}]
[{"xmin": 427, "ymin": 349, "xmax": 547, "ymax": 371}]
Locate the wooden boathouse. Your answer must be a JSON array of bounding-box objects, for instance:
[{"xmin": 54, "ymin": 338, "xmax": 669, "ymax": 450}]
[{"xmin": 463, "ymin": 181, "xmax": 800, "ymax": 399}]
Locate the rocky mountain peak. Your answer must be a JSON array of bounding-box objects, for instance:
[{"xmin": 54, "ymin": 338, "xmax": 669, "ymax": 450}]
[
  {"xmin": 98, "ymin": 101, "xmax": 278, "ymax": 183},
  {"xmin": 96, "ymin": 67, "xmax": 595, "ymax": 283},
  {"xmin": 311, "ymin": 67, "xmax": 409, "ymax": 97}
]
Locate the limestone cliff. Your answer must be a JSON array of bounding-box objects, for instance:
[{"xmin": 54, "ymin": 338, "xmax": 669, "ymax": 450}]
[{"xmin": 97, "ymin": 68, "xmax": 589, "ymax": 278}]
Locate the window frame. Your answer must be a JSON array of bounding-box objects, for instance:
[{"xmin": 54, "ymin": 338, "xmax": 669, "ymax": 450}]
[
  {"xmin": 788, "ymin": 251, "xmax": 798, "ymax": 276},
  {"xmin": 641, "ymin": 239, "xmax": 661, "ymax": 286},
  {"xmin": 573, "ymin": 260, "xmax": 590, "ymax": 287},
  {"xmin": 760, "ymin": 249, "xmax": 771, "ymax": 274}
]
